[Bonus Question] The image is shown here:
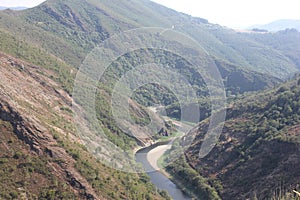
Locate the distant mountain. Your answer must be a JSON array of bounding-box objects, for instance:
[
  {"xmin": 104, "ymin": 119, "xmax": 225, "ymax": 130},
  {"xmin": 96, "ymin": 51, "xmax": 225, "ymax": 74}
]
[
  {"xmin": 250, "ymin": 19, "xmax": 300, "ymax": 32},
  {"xmin": 0, "ymin": 6, "xmax": 27, "ymax": 10}
]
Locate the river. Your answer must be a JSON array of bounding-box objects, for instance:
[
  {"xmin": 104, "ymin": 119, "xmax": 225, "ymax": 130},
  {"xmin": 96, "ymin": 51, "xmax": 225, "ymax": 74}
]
[{"xmin": 135, "ymin": 142, "xmax": 191, "ymax": 200}]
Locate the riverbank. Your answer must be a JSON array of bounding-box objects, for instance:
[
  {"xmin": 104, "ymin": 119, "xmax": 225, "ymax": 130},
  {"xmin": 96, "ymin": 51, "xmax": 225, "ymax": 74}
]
[
  {"xmin": 135, "ymin": 107, "xmax": 195, "ymax": 199},
  {"xmin": 135, "ymin": 143, "xmax": 191, "ymax": 200},
  {"xmin": 145, "ymin": 143, "xmax": 197, "ymax": 199},
  {"xmin": 147, "ymin": 143, "xmax": 172, "ymax": 170}
]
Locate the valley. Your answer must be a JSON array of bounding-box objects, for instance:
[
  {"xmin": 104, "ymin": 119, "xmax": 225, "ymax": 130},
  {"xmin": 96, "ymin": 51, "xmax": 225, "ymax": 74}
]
[{"xmin": 0, "ymin": 0, "xmax": 299, "ymax": 199}]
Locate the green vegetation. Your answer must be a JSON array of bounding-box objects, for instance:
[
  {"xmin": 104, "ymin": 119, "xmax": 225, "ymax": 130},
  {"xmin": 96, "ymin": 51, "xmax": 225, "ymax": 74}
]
[
  {"xmin": 207, "ymin": 28, "xmax": 299, "ymax": 78},
  {"xmin": 0, "ymin": 49, "xmax": 166, "ymax": 199},
  {"xmin": 0, "ymin": 0, "xmax": 290, "ymax": 94},
  {"xmin": 225, "ymin": 77, "xmax": 300, "ymax": 143},
  {"xmin": 0, "ymin": 120, "xmax": 77, "ymax": 199},
  {"xmin": 95, "ymin": 87, "xmax": 139, "ymax": 150},
  {"xmin": 158, "ymin": 138, "xmax": 221, "ymax": 199},
  {"xmin": 167, "ymin": 157, "xmax": 221, "ymax": 200},
  {"xmin": 0, "ymin": 115, "xmax": 166, "ymax": 200},
  {"xmin": 72, "ymin": 147, "xmax": 160, "ymax": 200},
  {"xmin": 167, "ymin": 77, "xmax": 300, "ymax": 200},
  {"xmin": 244, "ymin": 28, "xmax": 300, "ymax": 68},
  {"xmin": 0, "ymin": 30, "xmax": 74, "ymax": 93}
]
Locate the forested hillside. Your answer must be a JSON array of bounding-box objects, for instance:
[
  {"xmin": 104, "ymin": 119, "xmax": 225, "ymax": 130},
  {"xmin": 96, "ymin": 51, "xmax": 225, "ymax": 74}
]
[{"xmin": 166, "ymin": 77, "xmax": 300, "ymax": 199}]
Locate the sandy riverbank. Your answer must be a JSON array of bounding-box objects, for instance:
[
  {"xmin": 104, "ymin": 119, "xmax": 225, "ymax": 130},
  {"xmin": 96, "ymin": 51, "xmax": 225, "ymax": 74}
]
[{"xmin": 147, "ymin": 144, "xmax": 172, "ymax": 170}]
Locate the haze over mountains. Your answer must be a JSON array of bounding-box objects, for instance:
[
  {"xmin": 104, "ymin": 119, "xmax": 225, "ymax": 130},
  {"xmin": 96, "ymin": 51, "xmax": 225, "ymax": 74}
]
[
  {"xmin": 251, "ymin": 19, "xmax": 300, "ymax": 32},
  {"xmin": 0, "ymin": 6, "xmax": 27, "ymax": 11},
  {"xmin": 0, "ymin": 0, "xmax": 299, "ymax": 199},
  {"xmin": 250, "ymin": 19, "xmax": 300, "ymax": 32}
]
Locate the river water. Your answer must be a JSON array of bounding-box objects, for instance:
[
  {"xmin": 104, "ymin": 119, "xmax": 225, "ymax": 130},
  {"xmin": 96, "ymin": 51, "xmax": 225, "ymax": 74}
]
[{"xmin": 135, "ymin": 143, "xmax": 191, "ymax": 200}]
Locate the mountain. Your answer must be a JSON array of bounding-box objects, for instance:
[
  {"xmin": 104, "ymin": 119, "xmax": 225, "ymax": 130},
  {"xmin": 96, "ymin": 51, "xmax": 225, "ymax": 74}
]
[
  {"xmin": 0, "ymin": 51, "xmax": 170, "ymax": 199},
  {"xmin": 0, "ymin": 0, "xmax": 300, "ymax": 199},
  {"xmin": 243, "ymin": 28, "xmax": 300, "ymax": 69},
  {"xmin": 250, "ymin": 19, "xmax": 300, "ymax": 32},
  {"xmin": 166, "ymin": 78, "xmax": 300, "ymax": 199},
  {"xmin": 0, "ymin": 6, "xmax": 27, "ymax": 10},
  {"xmin": 0, "ymin": 0, "xmax": 297, "ymax": 100},
  {"xmin": 0, "ymin": 0, "xmax": 299, "ymax": 80}
]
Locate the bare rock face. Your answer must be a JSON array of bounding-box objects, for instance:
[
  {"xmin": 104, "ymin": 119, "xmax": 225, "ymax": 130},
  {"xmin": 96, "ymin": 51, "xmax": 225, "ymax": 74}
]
[{"xmin": 0, "ymin": 101, "xmax": 43, "ymax": 154}]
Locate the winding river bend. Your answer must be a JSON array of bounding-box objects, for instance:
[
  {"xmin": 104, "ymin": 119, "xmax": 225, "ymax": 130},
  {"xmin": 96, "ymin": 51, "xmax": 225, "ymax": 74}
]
[{"xmin": 135, "ymin": 142, "xmax": 191, "ymax": 200}]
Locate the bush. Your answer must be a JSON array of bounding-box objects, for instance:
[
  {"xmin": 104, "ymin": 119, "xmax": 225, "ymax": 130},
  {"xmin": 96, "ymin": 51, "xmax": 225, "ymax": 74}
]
[{"xmin": 9, "ymin": 191, "xmax": 18, "ymax": 199}]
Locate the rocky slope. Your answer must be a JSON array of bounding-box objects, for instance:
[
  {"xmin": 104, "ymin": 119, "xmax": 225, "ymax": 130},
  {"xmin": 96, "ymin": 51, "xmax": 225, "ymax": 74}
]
[
  {"xmin": 0, "ymin": 52, "xmax": 165, "ymax": 199},
  {"xmin": 0, "ymin": 52, "xmax": 99, "ymax": 199}
]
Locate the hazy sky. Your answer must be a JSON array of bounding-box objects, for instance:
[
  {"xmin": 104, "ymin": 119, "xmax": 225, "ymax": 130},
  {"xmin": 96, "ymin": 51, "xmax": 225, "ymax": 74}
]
[
  {"xmin": 1, "ymin": 0, "xmax": 300, "ymax": 28},
  {"xmin": 151, "ymin": 0, "xmax": 300, "ymax": 28},
  {"xmin": 0, "ymin": 0, "xmax": 45, "ymax": 8}
]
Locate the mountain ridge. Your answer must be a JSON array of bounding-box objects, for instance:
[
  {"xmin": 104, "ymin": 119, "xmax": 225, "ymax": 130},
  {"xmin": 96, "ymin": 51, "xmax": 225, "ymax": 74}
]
[
  {"xmin": 0, "ymin": 0, "xmax": 299, "ymax": 79},
  {"xmin": 250, "ymin": 19, "xmax": 300, "ymax": 32},
  {"xmin": 0, "ymin": 6, "xmax": 27, "ymax": 11}
]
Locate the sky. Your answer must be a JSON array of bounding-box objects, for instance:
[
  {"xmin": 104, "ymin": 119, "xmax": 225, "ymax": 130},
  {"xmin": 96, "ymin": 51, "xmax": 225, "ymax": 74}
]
[
  {"xmin": 0, "ymin": 0, "xmax": 45, "ymax": 8},
  {"xmin": 0, "ymin": 0, "xmax": 299, "ymax": 28},
  {"xmin": 151, "ymin": 0, "xmax": 300, "ymax": 28}
]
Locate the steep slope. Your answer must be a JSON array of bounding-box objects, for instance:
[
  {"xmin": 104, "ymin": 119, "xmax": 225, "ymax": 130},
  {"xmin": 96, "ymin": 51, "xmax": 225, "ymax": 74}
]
[
  {"xmin": 0, "ymin": 0, "xmax": 283, "ymax": 130},
  {"xmin": 207, "ymin": 27, "xmax": 299, "ymax": 78},
  {"xmin": 0, "ymin": 52, "xmax": 166, "ymax": 199},
  {"xmin": 244, "ymin": 28, "xmax": 300, "ymax": 69},
  {"xmin": 0, "ymin": 52, "xmax": 98, "ymax": 199},
  {"xmin": 166, "ymin": 77, "xmax": 300, "ymax": 199},
  {"xmin": 0, "ymin": 116, "xmax": 79, "ymax": 199},
  {"xmin": 0, "ymin": 0, "xmax": 299, "ymax": 80}
]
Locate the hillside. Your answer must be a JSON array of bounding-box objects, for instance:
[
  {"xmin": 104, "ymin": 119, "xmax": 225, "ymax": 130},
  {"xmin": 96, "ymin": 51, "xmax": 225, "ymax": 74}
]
[
  {"xmin": 243, "ymin": 28, "xmax": 300, "ymax": 68},
  {"xmin": 0, "ymin": 0, "xmax": 286, "ymax": 128},
  {"xmin": 250, "ymin": 19, "xmax": 300, "ymax": 32},
  {"xmin": 0, "ymin": 0, "xmax": 299, "ymax": 80},
  {"xmin": 0, "ymin": 52, "xmax": 168, "ymax": 199},
  {"xmin": 165, "ymin": 77, "xmax": 300, "ymax": 199},
  {"xmin": 0, "ymin": 0, "xmax": 292, "ymax": 122}
]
